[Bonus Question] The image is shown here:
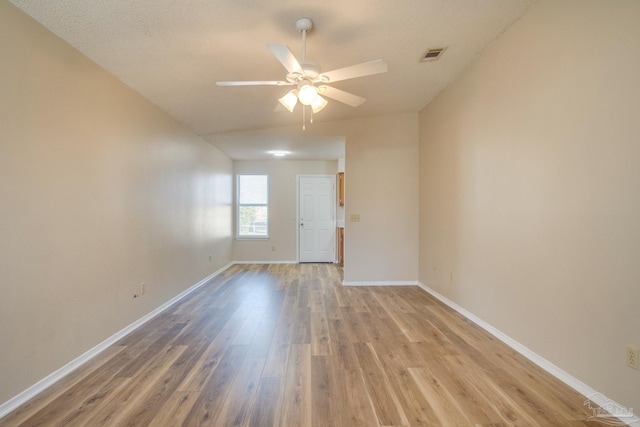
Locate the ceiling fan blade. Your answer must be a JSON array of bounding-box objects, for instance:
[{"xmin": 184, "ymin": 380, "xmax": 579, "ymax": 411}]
[
  {"xmin": 320, "ymin": 86, "xmax": 366, "ymax": 107},
  {"xmin": 273, "ymin": 103, "xmax": 288, "ymax": 112},
  {"xmin": 216, "ymin": 81, "xmax": 292, "ymax": 86},
  {"xmin": 267, "ymin": 44, "xmax": 303, "ymax": 74},
  {"xmin": 320, "ymin": 59, "xmax": 388, "ymax": 83}
]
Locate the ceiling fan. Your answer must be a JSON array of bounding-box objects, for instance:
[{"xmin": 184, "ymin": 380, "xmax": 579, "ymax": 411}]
[{"xmin": 216, "ymin": 17, "xmax": 388, "ymax": 119}]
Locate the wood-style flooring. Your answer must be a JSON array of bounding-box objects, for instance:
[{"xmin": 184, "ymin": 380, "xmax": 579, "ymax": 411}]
[{"xmin": 1, "ymin": 264, "xmax": 603, "ymax": 426}]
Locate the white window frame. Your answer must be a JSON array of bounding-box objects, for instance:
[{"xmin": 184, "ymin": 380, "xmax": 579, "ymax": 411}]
[{"xmin": 236, "ymin": 174, "xmax": 269, "ymax": 239}]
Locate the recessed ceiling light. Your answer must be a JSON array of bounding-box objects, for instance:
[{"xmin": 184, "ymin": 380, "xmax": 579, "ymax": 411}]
[{"xmin": 270, "ymin": 150, "xmax": 289, "ymax": 157}]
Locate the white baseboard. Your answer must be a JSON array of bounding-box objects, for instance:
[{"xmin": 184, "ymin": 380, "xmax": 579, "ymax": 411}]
[
  {"xmin": 417, "ymin": 281, "xmax": 640, "ymax": 427},
  {"xmin": 0, "ymin": 262, "xmax": 233, "ymax": 420},
  {"xmin": 232, "ymin": 260, "xmax": 298, "ymax": 265},
  {"xmin": 342, "ymin": 280, "xmax": 418, "ymax": 286}
]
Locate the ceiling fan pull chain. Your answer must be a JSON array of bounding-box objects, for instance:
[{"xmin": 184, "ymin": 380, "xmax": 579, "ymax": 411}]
[{"xmin": 302, "ymin": 105, "xmax": 306, "ymax": 130}]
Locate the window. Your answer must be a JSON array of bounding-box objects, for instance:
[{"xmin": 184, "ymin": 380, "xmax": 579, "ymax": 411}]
[{"xmin": 237, "ymin": 174, "xmax": 268, "ymax": 238}]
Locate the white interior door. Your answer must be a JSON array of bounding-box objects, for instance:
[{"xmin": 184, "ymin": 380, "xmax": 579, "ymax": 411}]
[{"xmin": 298, "ymin": 175, "xmax": 335, "ymax": 263}]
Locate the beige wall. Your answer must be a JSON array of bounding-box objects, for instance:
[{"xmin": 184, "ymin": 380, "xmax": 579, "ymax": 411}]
[
  {"xmin": 211, "ymin": 113, "xmax": 420, "ymax": 283},
  {"xmin": 339, "ymin": 114, "xmax": 419, "ymax": 283},
  {"xmin": 260, "ymin": 114, "xmax": 420, "ymax": 284},
  {"xmin": 233, "ymin": 160, "xmax": 338, "ymax": 262},
  {"xmin": 419, "ymin": 0, "xmax": 640, "ymax": 410},
  {"xmin": 0, "ymin": 3, "xmax": 233, "ymax": 405}
]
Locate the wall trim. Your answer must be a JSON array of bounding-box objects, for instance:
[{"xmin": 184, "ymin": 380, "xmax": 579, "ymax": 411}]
[
  {"xmin": 417, "ymin": 281, "xmax": 640, "ymax": 427},
  {"xmin": 232, "ymin": 260, "xmax": 298, "ymax": 265},
  {"xmin": 343, "ymin": 280, "xmax": 419, "ymax": 287},
  {"xmin": 0, "ymin": 262, "xmax": 234, "ymax": 420}
]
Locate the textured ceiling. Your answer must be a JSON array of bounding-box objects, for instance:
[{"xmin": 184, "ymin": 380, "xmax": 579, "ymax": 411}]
[{"xmin": 10, "ymin": 0, "xmax": 535, "ymax": 159}]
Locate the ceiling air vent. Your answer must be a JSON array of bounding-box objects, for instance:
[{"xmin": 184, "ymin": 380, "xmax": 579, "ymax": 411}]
[{"xmin": 420, "ymin": 47, "xmax": 447, "ymax": 62}]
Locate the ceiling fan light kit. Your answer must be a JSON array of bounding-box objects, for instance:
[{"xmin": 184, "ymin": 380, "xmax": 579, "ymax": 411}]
[
  {"xmin": 278, "ymin": 90, "xmax": 298, "ymax": 112},
  {"xmin": 297, "ymin": 83, "xmax": 318, "ymax": 105},
  {"xmin": 310, "ymin": 95, "xmax": 328, "ymax": 113},
  {"xmin": 216, "ymin": 17, "xmax": 388, "ymax": 129}
]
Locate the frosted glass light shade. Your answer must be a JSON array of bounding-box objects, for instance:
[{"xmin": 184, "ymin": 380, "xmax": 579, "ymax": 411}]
[
  {"xmin": 278, "ymin": 90, "xmax": 298, "ymax": 112},
  {"xmin": 311, "ymin": 95, "xmax": 328, "ymax": 113},
  {"xmin": 298, "ymin": 84, "xmax": 318, "ymax": 105}
]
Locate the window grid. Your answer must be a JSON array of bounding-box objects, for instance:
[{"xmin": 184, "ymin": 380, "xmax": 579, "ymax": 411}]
[{"xmin": 237, "ymin": 174, "xmax": 268, "ymax": 238}]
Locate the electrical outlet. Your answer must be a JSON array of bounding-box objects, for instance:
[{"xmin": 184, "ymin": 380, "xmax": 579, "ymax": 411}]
[
  {"xmin": 271, "ymin": 245, "xmax": 276, "ymax": 251},
  {"xmin": 627, "ymin": 346, "xmax": 639, "ymax": 370},
  {"xmin": 209, "ymin": 254, "xmax": 212, "ymax": 262},
  {"xmin": 449, "ymin": 272, "xmax": 454, "ymax": 283}
]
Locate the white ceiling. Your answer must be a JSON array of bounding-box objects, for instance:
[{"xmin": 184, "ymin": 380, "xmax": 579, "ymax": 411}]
[{"xmin": 10, "ymin": 0, "xmax": 535, "ymax": 159}]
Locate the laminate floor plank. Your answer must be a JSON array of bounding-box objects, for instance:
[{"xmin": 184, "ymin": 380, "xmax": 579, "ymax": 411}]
[
  {"xmin": 1, "ymin": 264, "xmax": 606, "ymax": 427},
  {"xmin": 177, "ymin": 326, "xmax": 238, "ymax": 392},
  {"xmin": 15, "ymin": 346, "xmax": 140, "ymax": 427},
  {"xmin": 115, "ymin": 322, "xmax": 188, "ymax": 378},
  {"xmin": 262, "ymin": 341, "xmax": 290, "ymax": 379},
  {"xmin": 325, "ymin": 319, "xmax": 380, "ymax": 427},
  {"xmin": 409, "ymin": 366, "xmax": 475, "ymax": 426},
  {"xmin": 291, "ymin": 306, "xmax": 311, "ymax": 345},
  {"xmin": 116, "ymin": 338, "xmax": 216, "ymax": 426},
  {"xmin": 375, "ymin": 348, "xmax": 443, "ymax": 426},
  {"xmin": 309, "ymin": 289, "xmax": 325, "ymax": 314},
  {"xmin": 247, "ymin": 377, "xmax": 281, "ymax": 427},
  {"xmin": 343, "ymin": 287, "xmax": 371, "ymax": 313},
  {"xmin": 310, "ymin": 312, "xmax": 332, "ymax": 356},
  {"xmin": 59, "ymin": 376, "xmax": 132, "ymax": 427},
  {"xmin": 246, "ymin": 309, "xmax": 281, "ymax": 360},
  {"xmin": 80, "ymin": 344, "xmax": 187, "ymax": 427},
  {"xmin": 0, "ymin": 345, "xmax": 125, "ymax": 427},
  {"xmin": 261, "ymin": 301, "xmax": 295, "ymax": 377},
  {"xmin": 387, "ymin": 311, "xmax": 431, "ymax": 343},
  {"xmin": 372, "ymin": 287, "xmax": 417, "ymax": 314},
  {"xmin": 442, "ymin": 353, "xmax": 540, "ymax": 426},
  {"xmin": 276, "ymin": 344, "xmax": 312, "ymax": 427},
  {"xmin": 360, "ymin": 310, "xmax": 405, "ymax": 343},
  {"xmin": 486, "ymin": 350, "xmax": 591, "ymax": 423},
  {"xmin": 232, "ymin": 307, "xmax": 267, "ymax": 346},
  {"xmin": 331, "ymin": 282, "xmax": 350, "ymax": 308},
  {"xmin": 212, "ymin": 357, "xmax": 265, "ymax": 427},
  {"xmin": 181, "ymin": 344, "xmax": 249, "ymax": 426},
  {"xmin": 352, "ymin": 342, "xmax": 409, "ymax": 426},
  {"xmin": 310, "ymin": 355, "xmax": 345, "ymax": 427},
  {"xmin": 360, "ymin": 290, "xmax": 392, "ymax": 318},
  {"xmin": 147, "ymin": 390, "xmax": 198, "ymax": 427},
  {"xmin": 340, "ymin": 308, "xmax": 371, "ymax": 344},
  {"xmin": 420, "ymin": 355, "xmax": 502, "ymax": 426},
  {"xmin": 296, "ymin": 284, "xmax": 310, "ymax": 308},
  {"xmin": 321, "ymin": 289, "xmax": 344, "ymax": 320}
]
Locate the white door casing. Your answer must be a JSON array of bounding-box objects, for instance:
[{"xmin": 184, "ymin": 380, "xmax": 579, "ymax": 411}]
[{"xmin": 298, "ymin": 175, "xmax": 336, "ymax": 263}]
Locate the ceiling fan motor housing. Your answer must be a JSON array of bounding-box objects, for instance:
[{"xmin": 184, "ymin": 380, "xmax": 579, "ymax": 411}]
[{"xmin": 286, "ymin": 61, "xmax": 322, "ymax": 83}]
